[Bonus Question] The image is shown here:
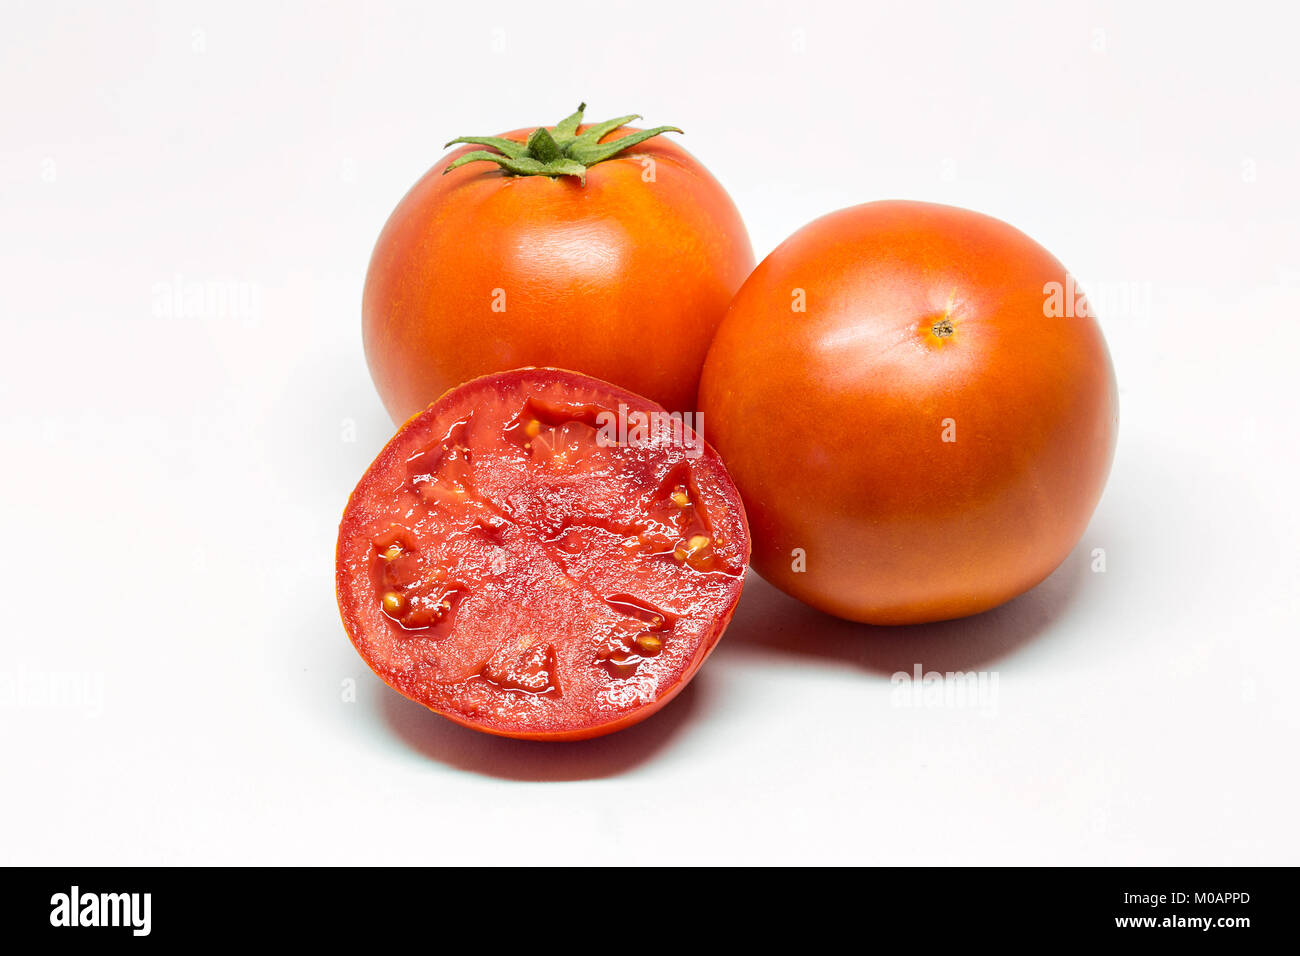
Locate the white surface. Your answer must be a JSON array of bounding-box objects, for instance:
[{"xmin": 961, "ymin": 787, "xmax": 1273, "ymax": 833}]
[{"xmin": 2, "ymin": 1, "xmax": 1297, "ymax": 866}]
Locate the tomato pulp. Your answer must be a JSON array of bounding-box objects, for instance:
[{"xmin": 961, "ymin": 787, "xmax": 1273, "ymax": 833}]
[
  {"xmin": 699, "ymin": 201, "xmax": 1118, "ymax": 625},
  {"xmin": 336, "ymin": 369, "xmax": 750, "ymax": 739}
]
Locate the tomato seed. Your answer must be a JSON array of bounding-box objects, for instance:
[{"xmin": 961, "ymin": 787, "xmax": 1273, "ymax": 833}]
[{"xmin": 634, "ymin": 634, "xmax": 663, "ymax": 655}]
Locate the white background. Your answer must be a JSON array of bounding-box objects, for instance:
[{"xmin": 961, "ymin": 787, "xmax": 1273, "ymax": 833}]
[{"xmin": 2, "ymin": 1, "xmax": 1297, "ymax": 865}]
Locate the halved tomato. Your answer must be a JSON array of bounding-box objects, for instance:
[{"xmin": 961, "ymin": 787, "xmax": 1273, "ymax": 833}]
[{"xmin": 336, "ymin": 368, "xmax": 750, "ymax": 740}]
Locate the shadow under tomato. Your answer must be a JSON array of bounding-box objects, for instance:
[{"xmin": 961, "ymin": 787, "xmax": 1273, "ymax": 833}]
[
  {"xmin": 719, "ymin": 544, "xmax": 1093, "ymax": 675},
  {"xmin": 376, "ymin": 677, "xmax": 704, "ymax": 781}
]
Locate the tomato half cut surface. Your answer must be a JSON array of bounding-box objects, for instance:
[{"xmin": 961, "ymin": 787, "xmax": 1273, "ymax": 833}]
[{"xmin": 336, "ymin": 368, "xmax": 751, "ymax": 741}]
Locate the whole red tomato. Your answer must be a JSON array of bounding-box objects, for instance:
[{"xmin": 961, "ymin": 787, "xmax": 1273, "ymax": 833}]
[
  {"xmin": 363, "ymin": 104, "xmax": 754, "ymax": 423},
  {"xmin": 699, "ymin": 201, "xmax": 1118, "ymax": 625}
]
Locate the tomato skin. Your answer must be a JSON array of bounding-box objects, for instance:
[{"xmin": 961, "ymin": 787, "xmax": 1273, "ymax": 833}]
[
  {"xmin": 336, "ymin": 368, "xmax": 750, "ymax": 741},
  {"xmin": 699, "ymin": 201, "xmax": 1118, "ymax": 625},
  {"xmin": 362, "ymin": 127, "xmax": 754, "ymax": 424}
]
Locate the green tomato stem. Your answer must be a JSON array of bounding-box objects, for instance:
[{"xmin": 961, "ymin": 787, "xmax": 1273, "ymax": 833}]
[{"xmin": 442, "ymin": 103, "xmax": 682, "ymax": 185}]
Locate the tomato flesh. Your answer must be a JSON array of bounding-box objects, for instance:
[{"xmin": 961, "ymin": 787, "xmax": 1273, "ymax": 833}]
[{"xmin": 336, "ymin": 369, "xmax": 750, "ymax": 740}]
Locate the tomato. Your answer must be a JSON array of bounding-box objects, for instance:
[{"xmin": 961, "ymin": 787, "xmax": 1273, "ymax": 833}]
[
  {"xmin": 336, "ymin": 368, "xmax": 750, "ymax": 740},
  {"xmin": 362, "ymin": 104, "xmax": 754, "ymax": 423},
  {"xmin": 699, "ymin": 201, "xmax": 1117, "ymax": 625}
]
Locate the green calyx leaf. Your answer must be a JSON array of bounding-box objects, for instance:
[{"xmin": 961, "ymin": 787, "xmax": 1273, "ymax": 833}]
[{"xmin": 442, "ymin": 103, "xmax": 682, "ymax": 185}]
